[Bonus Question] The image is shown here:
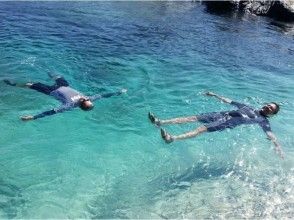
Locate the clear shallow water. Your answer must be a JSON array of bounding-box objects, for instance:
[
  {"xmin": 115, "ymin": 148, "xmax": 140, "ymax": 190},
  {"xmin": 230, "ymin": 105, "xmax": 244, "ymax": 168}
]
[{"xmin": 0, "ymin": 2, "xmax": 293, "ymax": 218}]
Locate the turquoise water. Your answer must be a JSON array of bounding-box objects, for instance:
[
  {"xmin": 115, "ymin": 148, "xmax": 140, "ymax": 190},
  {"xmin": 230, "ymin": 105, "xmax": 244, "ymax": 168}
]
[{"xmin": 0, "ymin": 2, "xmax": 293, "ymax": 218}]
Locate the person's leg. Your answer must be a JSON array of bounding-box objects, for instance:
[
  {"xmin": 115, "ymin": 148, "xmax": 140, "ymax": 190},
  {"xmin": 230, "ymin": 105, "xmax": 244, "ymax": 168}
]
[
  {"xmin": 55, "ymin": 77, "xmax": 69, "ymax": 87},
  {"xmin": 148, "ymin": 112, "xmax": 198, "ymax": 126},
  {"xmin": 29, "ymin": 82, "xmax": 55, "ymax": 95},
  {"xmin": 4, "ymin": 79, "xmax": 54, "ymax": 95},
  {"xmin": 48, "ymin": 72, "xmax": 61, "ymax": 80},
  {"xmin": 160, "ymin": 116, "xmax": 198, "ymax": 125},
  {"xmin": 160, "ymin": 126, "xmax": 207, "ymax": 143},
  {"xmin": 47, "ymin": 72, "xmax": 69, "ymax": 87},
  {"xmin": 160, "ymin": 116, "xmax": 238, "ymax": 144},
  {"xmin": 4, "ymin": 79, "xmax": 33, "ymax": 88}
]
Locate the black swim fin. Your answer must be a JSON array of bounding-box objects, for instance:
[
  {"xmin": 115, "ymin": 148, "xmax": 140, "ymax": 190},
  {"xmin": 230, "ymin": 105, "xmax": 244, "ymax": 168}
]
[{"xmin": 4, "ymin": 79, "xmax": 16, "ymax": 86}]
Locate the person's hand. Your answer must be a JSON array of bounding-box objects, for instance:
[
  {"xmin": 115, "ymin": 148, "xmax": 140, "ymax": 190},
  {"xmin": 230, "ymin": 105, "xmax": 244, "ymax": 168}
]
[
  {"xmin": 121, "ymin": 88, "xmax": 127, "ymax": 94},
  {"xmin": 20, "ymin": 115, "xmax": 34, "ymax": 121},
  {"xmin": 205, "ymin": 91, "xmax": 216, "ymax": 96}
]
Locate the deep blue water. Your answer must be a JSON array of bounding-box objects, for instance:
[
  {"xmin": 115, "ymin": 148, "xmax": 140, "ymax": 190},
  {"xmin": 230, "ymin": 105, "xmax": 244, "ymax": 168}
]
[{"xmin": 0, "ymin": 2, "xmax": 293, "ymax": 218}]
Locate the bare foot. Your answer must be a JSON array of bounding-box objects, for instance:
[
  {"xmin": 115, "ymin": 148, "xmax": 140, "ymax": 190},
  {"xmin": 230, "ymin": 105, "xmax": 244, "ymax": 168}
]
[
  {"xmin": 160, "ymin": 128, "xmax": 173, "ymax": 144},
  {"xmin": 148, "ymin": 112, "xmax": 161, "ymax": 126}
]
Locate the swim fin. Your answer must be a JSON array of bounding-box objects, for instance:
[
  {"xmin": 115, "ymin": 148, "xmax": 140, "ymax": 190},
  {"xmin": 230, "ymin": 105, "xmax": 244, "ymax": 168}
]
[{"xmin": 3, "ymin": 79, "xmax": 16, "ymax": 86}]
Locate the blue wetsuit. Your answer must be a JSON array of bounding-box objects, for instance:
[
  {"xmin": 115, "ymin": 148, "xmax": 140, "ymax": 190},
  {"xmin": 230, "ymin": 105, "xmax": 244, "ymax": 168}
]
[
  {"xmin": 197, "ymin": 101, "xmax": 271, "ymax": 133},
  {"xmin": 29, "ymin": 77, "xmax": 122, "ymax": 119}
]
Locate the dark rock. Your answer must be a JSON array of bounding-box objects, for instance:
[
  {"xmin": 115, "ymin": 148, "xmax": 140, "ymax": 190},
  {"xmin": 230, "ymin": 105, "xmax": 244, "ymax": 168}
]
[
  {"xmin": 204, "ymin": 1, "xmax": 237, "ymax": 14},
  {"xmin": 267, "ymin": 1, "xmax": 294, "ymax": 21},
  {"xmin": 203, "ymin": 0, "xmax": 294, "ymax": 22},
  {"xmin": 243, "ymin": 0, "xmax": 274, "ymax": 15}
]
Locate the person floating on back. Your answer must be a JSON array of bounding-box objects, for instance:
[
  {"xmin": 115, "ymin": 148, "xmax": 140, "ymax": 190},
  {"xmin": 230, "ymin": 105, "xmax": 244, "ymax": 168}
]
[
  {"xmin": 148, "ymin": 92, "xmax": 284, "ymax": 158},
  {"xmin": 4, "ymin": 73, "xmax": 127, "ymax": 121}
]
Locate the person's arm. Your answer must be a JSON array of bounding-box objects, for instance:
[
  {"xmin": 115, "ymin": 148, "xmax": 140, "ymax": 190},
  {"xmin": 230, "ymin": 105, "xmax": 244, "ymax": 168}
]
[
  {"xmin": 205, "ymin": 91, "xmax": 246, "ymax": 108},
  {"xmin": 21, "ymin": 109, "xmax": 57, "ymax": 121},
  {"xmin": 21, "ymin": 105, "xmax": 73, "ymax": 121},
  {"xmin": 205, "ymin": 91, "xmax": 232, "ymax": 103},
  {"xmin": 265, "ymin": 131, "xmax": 284, "ymax": 159},
  {"xmin": 259, "ymin": 120, "xmax": 284, "ymax": 159},
  {"xmin": 89, "ymin": 89, "xmax": 127, "ymax": 101}
]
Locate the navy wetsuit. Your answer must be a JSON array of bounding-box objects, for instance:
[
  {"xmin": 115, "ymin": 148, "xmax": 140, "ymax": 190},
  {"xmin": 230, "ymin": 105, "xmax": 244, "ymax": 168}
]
[
  {"xmin": 197, "ymin": 101, "xmax": 271, "ymax": 133},
  {"xmin": 30, "ymin": 77, "xmax": 122, "ymax": 119}
]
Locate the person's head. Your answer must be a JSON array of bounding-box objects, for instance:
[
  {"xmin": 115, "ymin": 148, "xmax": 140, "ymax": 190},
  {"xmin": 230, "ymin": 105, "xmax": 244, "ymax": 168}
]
[
  {"xmin": 260, "ymin": 102, "xmax": 280, "ymax": 117},
  {"xmin": 79, "ymin": 97, "xmax": 94, "ymax": 111}
]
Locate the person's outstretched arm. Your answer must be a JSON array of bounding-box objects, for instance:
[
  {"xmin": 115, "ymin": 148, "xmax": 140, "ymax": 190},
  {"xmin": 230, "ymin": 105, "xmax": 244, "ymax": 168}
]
[
  {"xmin": 266, "ymin": 131, "xmax": 284, "ymax": 159},
  {"xmin": 21, "ymin": 105, "xmax": 73, "ymax": 121},
  {"xmin": 205, "ymin": 91, "xmax": 233, "ymax": 103},
  {"xmin": 89, "ymin": 89, "xmax": 127, "ymax": 101},
  {"xmin": 205, "ymin": 91, "xmax": 246, "ymax": 108},
  {"xmin": 260, "ymin": 120, "xmax": 284, "ymax": 159},
  {"xmin": 21, "ymin": 109, "xmax": 57, "ymax": 121}
]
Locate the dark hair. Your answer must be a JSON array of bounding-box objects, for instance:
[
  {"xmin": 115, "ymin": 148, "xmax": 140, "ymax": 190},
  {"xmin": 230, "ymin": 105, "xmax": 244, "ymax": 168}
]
[
  {"xmin": 80, "ymin": 99, "xmax": 93, "ymax": 111},
  {"xmin": 271, "ymin": 102, "xmax": 280, "ymax": 114}
]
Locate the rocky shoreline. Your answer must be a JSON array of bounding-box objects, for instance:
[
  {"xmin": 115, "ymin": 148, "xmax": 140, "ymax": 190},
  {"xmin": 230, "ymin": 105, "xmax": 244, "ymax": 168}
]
[{"xmin": 204, "ymin": 0, "xmax": 294, "ymax": 22}]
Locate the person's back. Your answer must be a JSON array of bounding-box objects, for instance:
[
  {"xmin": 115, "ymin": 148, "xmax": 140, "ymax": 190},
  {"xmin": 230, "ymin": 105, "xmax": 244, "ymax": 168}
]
[{"xmin": 50, "ymin": 86, "xmax": 84, "ymax": 104}]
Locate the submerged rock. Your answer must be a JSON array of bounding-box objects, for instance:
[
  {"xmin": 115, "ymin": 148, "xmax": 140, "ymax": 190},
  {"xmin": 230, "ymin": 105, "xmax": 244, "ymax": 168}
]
[{"xmin": 204, "ymin": 0, "xmax": 294, "ymax": 21}]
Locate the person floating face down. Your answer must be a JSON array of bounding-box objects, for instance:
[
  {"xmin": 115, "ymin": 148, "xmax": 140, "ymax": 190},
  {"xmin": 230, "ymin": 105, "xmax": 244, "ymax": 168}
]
[
  {"xmin": 148, "ymin": 92, "xmax": 284, "ymax": 159},
  {"xmin": 4, "ymin": 73, "xmax": 127, "ymax": 121}
]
